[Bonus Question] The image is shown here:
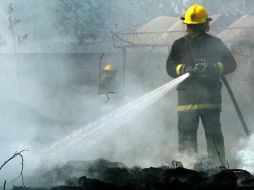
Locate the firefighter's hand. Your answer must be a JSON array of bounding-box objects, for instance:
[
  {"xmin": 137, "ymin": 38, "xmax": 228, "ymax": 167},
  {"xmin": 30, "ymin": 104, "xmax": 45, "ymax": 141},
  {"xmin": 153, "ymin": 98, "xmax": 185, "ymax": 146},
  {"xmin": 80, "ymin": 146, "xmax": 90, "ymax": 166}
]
[
  {"xmin": 180, "ymin": 65, "xmax": 193, "ymax": 75},
  {"xmin": 184, "ymin": 66, "xmax": 193, "ymax": 73}
]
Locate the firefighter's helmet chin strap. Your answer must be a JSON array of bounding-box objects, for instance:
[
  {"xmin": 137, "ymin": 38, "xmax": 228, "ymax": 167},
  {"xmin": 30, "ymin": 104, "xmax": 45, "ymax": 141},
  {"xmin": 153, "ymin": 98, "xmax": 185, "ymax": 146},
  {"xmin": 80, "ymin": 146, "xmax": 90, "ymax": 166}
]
[
  {"xmin": 186, "ymin": 29, "xmax": 198, "ymax": 38},
  {"xmin": 206, "ymin": 23, "xmax": 210, "ymax": 32},
  {"xmin": 186, "ymin": 22, "xmax": 210, "ymax": 38}
]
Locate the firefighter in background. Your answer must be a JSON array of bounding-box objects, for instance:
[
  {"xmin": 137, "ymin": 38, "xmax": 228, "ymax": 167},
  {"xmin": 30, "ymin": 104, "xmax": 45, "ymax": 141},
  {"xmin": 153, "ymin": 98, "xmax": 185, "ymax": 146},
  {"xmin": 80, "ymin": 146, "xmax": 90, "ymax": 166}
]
[
  {"xmin": 166, "ymin": 4, "xmax": 236, "ymax": 164},
  {"xmin": 98, "ymin": 64, "xmax": 118, "ymax": 103}
]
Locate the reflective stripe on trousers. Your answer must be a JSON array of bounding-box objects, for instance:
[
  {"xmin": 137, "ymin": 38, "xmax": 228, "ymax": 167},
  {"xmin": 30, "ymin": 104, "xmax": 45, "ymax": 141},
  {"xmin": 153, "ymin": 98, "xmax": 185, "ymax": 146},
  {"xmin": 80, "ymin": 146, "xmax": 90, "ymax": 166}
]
[{"xmin": 177, "ymin": 104, "xmax": 221, "ymax": 112}]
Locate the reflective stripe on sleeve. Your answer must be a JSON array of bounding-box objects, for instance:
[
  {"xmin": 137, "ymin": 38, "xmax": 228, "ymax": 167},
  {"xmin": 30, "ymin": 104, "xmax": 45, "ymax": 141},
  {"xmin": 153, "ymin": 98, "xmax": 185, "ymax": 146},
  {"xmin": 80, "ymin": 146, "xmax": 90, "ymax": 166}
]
[
  {"xmin": 177, "ymin": 104, "xmax": 221, "ymax": 112},
  {"xmin": 176, "ymin": 64, "xmax": 183, "ymax": 76}
]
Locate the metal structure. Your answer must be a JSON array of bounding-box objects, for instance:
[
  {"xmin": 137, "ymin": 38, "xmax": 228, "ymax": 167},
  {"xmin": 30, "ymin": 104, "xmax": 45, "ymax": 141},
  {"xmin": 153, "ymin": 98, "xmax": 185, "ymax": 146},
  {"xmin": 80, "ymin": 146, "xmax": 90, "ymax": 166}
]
[
  {"xmin": 112, "ymin": 31, "xmax": 184, "ymax": 48},
  {"xmin": 112, "ymin": 30, "xmax": 184, "ymax": 94}
]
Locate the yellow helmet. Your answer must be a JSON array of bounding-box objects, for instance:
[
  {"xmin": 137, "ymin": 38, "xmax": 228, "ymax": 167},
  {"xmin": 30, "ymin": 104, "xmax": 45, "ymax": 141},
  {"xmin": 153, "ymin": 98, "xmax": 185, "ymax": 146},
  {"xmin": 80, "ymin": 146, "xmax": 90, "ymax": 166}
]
[
  {"xmin": 103, "ymin": 64, "xmax": 114, "ymax": 72},
  {"xmin": 181, "ymin": 4, "xmax": 212, "ymax": 24}
]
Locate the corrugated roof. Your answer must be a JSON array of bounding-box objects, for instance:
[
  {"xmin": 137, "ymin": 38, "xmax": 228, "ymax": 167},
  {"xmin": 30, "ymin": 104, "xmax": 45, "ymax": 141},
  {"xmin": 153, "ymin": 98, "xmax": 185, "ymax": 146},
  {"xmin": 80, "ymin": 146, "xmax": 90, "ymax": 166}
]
[
  {"xmin": 112, "ymin": 15, "xmax": 222, "ymax": 48},
  {"xmin": 228, "ymin": 15, "xmax": 254, "ymax": 27},
  {"xmin": 123, "ymin": 16, "xmax": 179, "ymax": 46},
  {"xmin": 159, "ymin": 14, "xmax": 221, "ymax": 45},
  {"xmin": 136, "ymin": 16, "xmax": 179, "ymax": 33},
  {"xmin": 217, "ymin": 15, "xmax": 254, "ymax": 42}
]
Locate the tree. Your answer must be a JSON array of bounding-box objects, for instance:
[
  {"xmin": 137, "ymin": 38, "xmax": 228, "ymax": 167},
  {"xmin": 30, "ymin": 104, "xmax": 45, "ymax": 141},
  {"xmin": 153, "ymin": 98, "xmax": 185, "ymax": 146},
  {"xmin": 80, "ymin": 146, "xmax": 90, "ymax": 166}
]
[
  {"xmin": 7, "ymin": 3, "xmax": 28, "ymax": 53},
  {"xmin": 55, "ymin": 0, "xmax": 113, "ymax": 46},
  {"xmin": 183, "ymin": 0, "xmax": 254, "ymax": 15},
  {"xmin": 55, "ymin": 0, "xmax": 183, "ymax": 46}
]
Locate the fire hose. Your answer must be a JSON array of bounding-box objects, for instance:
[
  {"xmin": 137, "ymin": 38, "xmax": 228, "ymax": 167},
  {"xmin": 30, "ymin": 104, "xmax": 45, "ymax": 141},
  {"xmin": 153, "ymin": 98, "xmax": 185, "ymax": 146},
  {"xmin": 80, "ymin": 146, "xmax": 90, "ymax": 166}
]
[
  {"xmin": 190, "ymin": 63, "xmax": 250, "ymax": 136},
  {"xmin": 221, "ymin": 76, "xmax": 250, "ymax": 136}
]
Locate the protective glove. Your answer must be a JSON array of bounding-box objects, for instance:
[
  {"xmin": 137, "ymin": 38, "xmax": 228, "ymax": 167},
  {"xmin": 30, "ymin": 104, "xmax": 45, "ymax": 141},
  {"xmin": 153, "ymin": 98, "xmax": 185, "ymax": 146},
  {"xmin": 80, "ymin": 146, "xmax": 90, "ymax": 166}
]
[
  {"xmin": 176, "ymin": 64, "xmax": 193, "ymax": 76},
  {"xmin": 184, "ymin": 65, "xmax": 194, "ymax": 74}
]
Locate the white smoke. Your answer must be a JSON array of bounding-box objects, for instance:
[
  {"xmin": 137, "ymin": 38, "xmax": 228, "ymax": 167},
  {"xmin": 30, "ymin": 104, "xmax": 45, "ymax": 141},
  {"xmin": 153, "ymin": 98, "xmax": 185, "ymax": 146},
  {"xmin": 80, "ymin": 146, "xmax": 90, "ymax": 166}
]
[
  {"xmin": 236, "ymin": 133, "xmax": 254, "ymax": 173},
  {"xmin": 0, "ymin": 0, "xmax": 253, "ymax": 187}
]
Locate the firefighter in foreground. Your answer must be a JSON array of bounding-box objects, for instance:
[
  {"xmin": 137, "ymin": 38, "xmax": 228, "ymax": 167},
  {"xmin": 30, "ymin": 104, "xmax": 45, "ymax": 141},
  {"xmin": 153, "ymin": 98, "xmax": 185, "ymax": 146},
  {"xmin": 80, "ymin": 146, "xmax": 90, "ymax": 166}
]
[{"xmin": 166, "ymin": 4, "xmax": 237, "ymax": 164}]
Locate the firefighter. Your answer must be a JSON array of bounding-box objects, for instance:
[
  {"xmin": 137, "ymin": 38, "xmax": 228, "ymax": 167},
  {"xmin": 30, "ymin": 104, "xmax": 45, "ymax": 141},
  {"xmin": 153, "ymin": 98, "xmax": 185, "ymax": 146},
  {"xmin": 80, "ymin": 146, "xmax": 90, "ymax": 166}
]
[
  {"xmin": 98, "ymin": 64, "xmax": 118, "ymax": 102},
  {"xmin": 166, "ymin": 4, "xmax": 237, "ymax": 164}
]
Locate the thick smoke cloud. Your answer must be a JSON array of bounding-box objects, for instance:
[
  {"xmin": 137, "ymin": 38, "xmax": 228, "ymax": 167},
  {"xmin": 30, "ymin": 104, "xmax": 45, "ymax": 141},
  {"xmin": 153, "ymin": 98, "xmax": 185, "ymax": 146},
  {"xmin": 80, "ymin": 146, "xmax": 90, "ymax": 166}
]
[
  {"xmin": 236, "ymin": 133, "xmax": 254, "ymax": 173},
  {"xmin": 0, "ymin": 0, "xmax": 253, "ymax": 187}
]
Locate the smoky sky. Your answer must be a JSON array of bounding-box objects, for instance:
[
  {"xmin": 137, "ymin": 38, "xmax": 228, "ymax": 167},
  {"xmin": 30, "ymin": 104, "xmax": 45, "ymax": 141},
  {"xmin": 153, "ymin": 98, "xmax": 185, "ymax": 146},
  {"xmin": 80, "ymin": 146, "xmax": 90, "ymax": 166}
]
[{"xmin": 0, "ymin": 0, "xmax": 254, "ymax": 52}]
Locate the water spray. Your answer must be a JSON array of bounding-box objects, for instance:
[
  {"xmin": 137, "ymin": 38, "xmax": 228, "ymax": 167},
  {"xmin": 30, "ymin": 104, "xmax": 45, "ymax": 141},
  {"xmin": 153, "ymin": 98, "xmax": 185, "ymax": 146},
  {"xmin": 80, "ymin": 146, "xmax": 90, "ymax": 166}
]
[{"xmin": 45, "ymin": 73, "xmax": 190, "ymax": 159}]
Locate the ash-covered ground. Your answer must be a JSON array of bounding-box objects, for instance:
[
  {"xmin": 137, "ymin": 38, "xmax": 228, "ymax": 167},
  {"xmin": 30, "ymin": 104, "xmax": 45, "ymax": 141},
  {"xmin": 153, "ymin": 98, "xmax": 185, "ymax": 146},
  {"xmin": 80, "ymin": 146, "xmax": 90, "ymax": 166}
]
[{"xmin": 17, "ymin": 159, "xmax": 254, "ymax": 190}]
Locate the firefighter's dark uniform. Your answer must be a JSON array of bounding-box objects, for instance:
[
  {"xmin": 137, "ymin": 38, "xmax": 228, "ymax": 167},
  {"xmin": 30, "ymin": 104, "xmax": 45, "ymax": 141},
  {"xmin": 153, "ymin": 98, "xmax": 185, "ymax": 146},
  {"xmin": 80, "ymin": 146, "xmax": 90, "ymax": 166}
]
[
  {"xmin": 166, "ymin": 32, "xmax": 237, "ymax": 162},
  {"xmin": 98, "ymin": 68, "xmax": 121, "ymax": 106},
  {"xmin": 98, "ymin": 74, "xmax": 117, "ymax": 95}
]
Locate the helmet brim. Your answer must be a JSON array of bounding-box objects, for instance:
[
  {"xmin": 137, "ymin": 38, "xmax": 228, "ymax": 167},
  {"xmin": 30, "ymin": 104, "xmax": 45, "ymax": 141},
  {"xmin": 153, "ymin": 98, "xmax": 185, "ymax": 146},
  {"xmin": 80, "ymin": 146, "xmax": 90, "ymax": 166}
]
[{"xmin": 180, "ymin": 17, "xmax": 212, "ymax": 24}]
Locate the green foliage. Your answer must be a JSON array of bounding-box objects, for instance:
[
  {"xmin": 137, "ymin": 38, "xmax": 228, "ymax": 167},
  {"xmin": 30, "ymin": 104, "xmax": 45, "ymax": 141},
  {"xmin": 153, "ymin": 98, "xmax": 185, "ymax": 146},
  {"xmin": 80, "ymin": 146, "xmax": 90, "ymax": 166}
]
[
  {"xmin": 184, "ymin": 0, "xmax": 254, "ymax": 15},
  {"xmin": 55, "ymin": 0, "xmax": 182, "ymax": 46},
  {"xmin": 55, "ymin": 0, "xmax": 254, "ymax": 47},
  {"xmin": 55, "ymin": 0, "xmax": 113, "ymax": 46},
  {"xmin": 7, "ymin": 3, "xmax": 28, "ymax": 51}
]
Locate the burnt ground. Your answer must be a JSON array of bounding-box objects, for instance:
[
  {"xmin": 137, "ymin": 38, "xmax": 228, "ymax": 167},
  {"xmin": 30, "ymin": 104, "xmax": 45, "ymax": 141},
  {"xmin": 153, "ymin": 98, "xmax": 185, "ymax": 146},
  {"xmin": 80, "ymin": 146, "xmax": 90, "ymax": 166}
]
[{"xmin": 17, "ymin": 159, "xmax": 254, "ymax": 190}]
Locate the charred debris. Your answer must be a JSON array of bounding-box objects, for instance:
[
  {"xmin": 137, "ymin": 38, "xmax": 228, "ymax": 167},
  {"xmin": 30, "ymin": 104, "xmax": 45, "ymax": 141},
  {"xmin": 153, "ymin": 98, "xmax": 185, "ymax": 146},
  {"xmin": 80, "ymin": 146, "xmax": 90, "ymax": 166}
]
[{"xmin": 12, "ymin": 159, "xmax": 254, "ymax": 190}]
